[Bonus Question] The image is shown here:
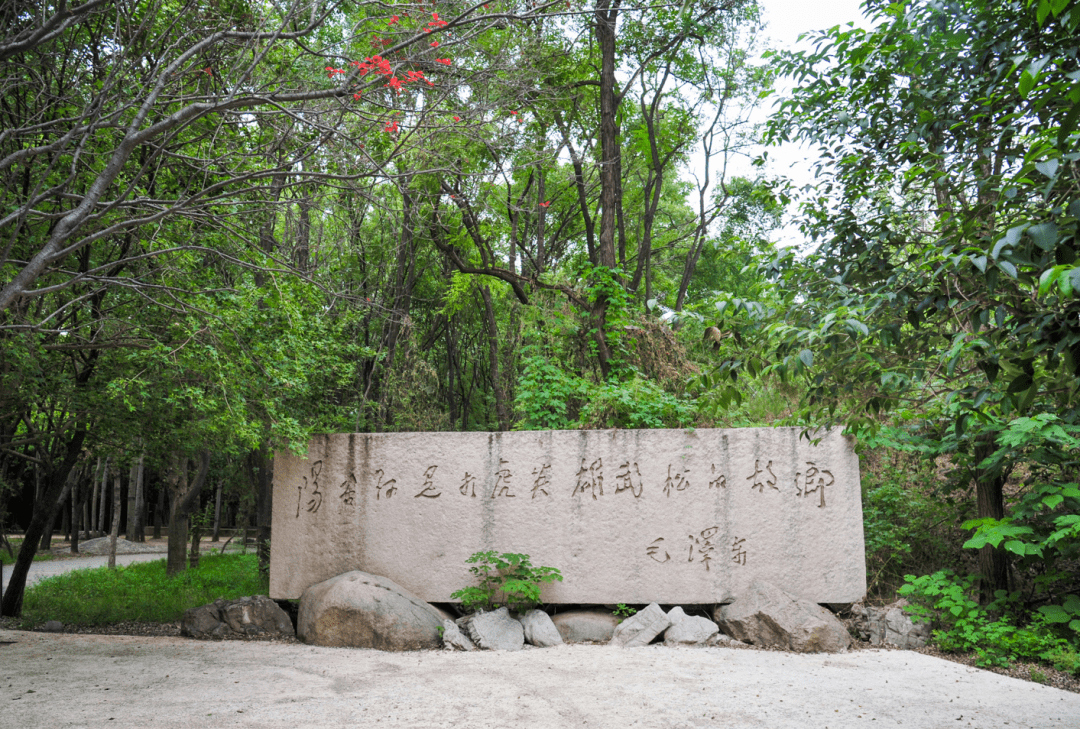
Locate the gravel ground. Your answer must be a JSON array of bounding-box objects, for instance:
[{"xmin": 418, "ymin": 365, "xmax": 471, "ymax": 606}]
[{"xmin": 2, "ymin": 628, "xmax": 1079, "ymax": 729}]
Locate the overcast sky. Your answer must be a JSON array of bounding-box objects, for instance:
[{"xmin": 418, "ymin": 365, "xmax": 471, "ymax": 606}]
[{"xmin": 741, "ymin": 0, "xmax": 873, "ymax": 246}]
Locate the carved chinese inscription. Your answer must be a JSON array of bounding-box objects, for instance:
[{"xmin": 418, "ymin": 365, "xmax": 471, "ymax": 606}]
[
  {"xmin": 796, "ymin": 461, "xmax": 833, "ymax": 508},
  {"xmin": 414, "ymin": 465, "xmax": 440, "ymax": 498},
  {"xmin": 746, "ymin": 459, "xmax": 777, "ymax": 493},
  {"xmin": 491, "ymin": 459, "xmax": 515, "ymax": 498},
  {"xmin": 339, "ymin": 472, "xmax": 357, "ymax": 506},
  {"xmin": 374, "ymin": 468, "xmax": 397, "ymax": 500},
  {"xmin": 731, "ymin": 537, "xmax": 747, "ymax": 565},
  {"xmin": 663, "ymin": 464, "xmax": 690, "ymax": 496},
  {"xmin": 688, "ymin": 527, "xmax": 719, "ymax": 570},
  {"xmin": 297, "ymin": 461, "xmax": 324, "ymax": 516},
  {"xmin": 531, "ymin": 464, "xmax": 552, "ymax": 499},
  {"xmin": 460, "ymin": 471, "xmax": 477, "ymax": 497},
  {"xmin": 647, "ymin": 538, "xmax": 670, "ymax": 563},
  {"xmin": 614, "ymin": 461, "xmax": 644, "ymax": 497},
  {"xmin": 572, "ymin": 458, "xmax": 604, "ymax": 499},
  {"xmin": 708, "ymin": 465, "xmax": 727, "ymax": 489}
]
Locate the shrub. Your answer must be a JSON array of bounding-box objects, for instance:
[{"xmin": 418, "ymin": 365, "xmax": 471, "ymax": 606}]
[{"xmin": 450, "ymin": 551, "xmax": 562, "ymax": 613}]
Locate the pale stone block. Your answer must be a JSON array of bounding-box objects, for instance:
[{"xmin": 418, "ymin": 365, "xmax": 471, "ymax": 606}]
[
  {"xmin": 270, "ymin": 428, "xmax": 865, "ymax": 604},
  {"xmin": 610, "ymin": 603, "xmax": 671, "ymax": 647}
]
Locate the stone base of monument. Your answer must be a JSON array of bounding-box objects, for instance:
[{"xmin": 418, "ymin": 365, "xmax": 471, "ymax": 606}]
[
  {"xmin": 714, "ymin": 580, "xmax": 852, "ymax": 653},
  {"xmin": 293, "ymin": 569, "xmax": 855, "ymax": 654},
  {"xmin": 181, "ymin": 596, "xmax": 295, "ymax": 640}
]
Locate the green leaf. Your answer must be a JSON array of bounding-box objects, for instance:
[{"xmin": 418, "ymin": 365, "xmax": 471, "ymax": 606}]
[
  {"xmin": 1028, "ymin": 222, "xmax": 1059, "ymax": 251},
  {"xmin": 798, "ymin": 349, "xmax": 814, "ymax": 367},
  {"xmin": 1035, "ymin": 159, "xmax": 1059, "ymax": 177},
  {"xmin": 998, "ymin": 260, "xmax": 1018, "ymax": 278}
]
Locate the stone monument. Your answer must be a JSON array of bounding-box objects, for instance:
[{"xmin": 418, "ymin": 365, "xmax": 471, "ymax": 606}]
[{"xmin": 269, "ymin": 427, "xmax": 865, "ymax": 604}]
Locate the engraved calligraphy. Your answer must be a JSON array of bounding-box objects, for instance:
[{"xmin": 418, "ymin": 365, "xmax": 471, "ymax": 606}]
[
  {"xmin": 414, "ymin": 465, "xmax": 440, "ymax": 498},
  {"xmin": 491, "ymin": 459, "xmax": 515, "ymax": 498},
  {"xmin": 339, "ymin": 472, "xmax": 357, "ymax": 506},
  {"xmin": 572, "ymin": 458, "xmax": 604, "ymax": 499},
  {"xmin": 796, "ymin": 461, "xmax": 833, "ymax": 508},
  {"xmin": 647, "ymin": 537, "xmax": 670, "ymax": 563},
  {"xmin": 531, "ymin": 463, "xmax": 552, "ymax": 499},
  {"xmin": 663, "ymin": 464, "xmax": 690, "ymax": 496},
  {"xmin": 614, "ymin": 461, "xmax": 644, "ymax": 498},
  {"xmin": 746, "ymin": 459, "xmax": 777, "ymax": 493},
  {"xmin": 374, "ymin": 468, "xmax": 397, "ymax": 500}
]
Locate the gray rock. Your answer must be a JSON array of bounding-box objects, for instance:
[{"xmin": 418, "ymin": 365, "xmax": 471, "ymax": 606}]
[
  {"xmin": 440, "ymin": 619, "xmax": 475, "ymax": 651},
  {"xmin": 298, "ymin": 571, "xmax": 444, "ymax": 650},
  {"xmin": 40, "ymin": 621, "xmax": 64, "ymax": 633},
  {"xmin": 75, "ymin": 537, "xmax": 165, "ymax": 555},
  {"xmin": 706, "ymin": 632, "xmax": 735, "ymax": 647},
  {"xmin": 851, "ymin": 600, "xmax": 930, "ymax": 649},
  {"xmin": 551, "ymin": 610, "xmax": 621, "ymax": 643},
  {"xmin": 715, "ymin": 580, "xmax": 852, "ymax": 653},
  {"xmin": 609, "ymin": 603, "xmax": 671, "ymax": 648},
  {"xmin": 460, "ymin": 608, "xmax": 524, "ymax": 651},
  {"xmin": 182, "ymin": 596, "xmax": 294, "ymax": 640},
  {"xmin": 519, "ymin": 609, "xmax": 563, "ymax": 648},
  {"xmin": 663, "ymin": 607, "xmax": 719, "ymax": 647}
]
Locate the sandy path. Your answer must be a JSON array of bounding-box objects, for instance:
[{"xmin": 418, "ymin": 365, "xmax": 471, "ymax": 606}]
[
  {"xmin": 1, "ymin": 553, "xmax": 166, "ymax": 592},
  {"xmin": 1, "ymin": 629, "xmax": 1077, "ymax": 729}
]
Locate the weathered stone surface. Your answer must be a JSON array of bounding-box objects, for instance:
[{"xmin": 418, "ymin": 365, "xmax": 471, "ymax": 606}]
[
  {"xmin": 460, "ymin": 608, "xmax": 524, "ymax": 651},
  {"xmin": 297, "ymin": 571, "xmax": 443, "ymax": 650},
  {"xmin": 181, "ymin": 596, "xmax": 294, "ymax": 640},
  {"xmin": 706, "ymin": 632, "xmax": 735, "ymax": 647},
  {"xmin": 519, "ymin": 609, "xmax": 563, "ymax": 648},
  {"xmin": 715, "ymin": 580, "xmax": 852, "ymax": 653},
  {"xmin": 852, "ymin": 600, "xmax": 930, "ymax": 649},
  {"xmin": 270, "ymin": 428, "xmax": 865, "ymax": 605},
  {"xmin": 551, "ymin": 610, "xmax": 621, "ymax": 643},
  {"xmin": 440, "ymin": 619, "xmax": 475, "ymax": 651},
  {"xmin": 610, "ymin": 603, "xmax": 671, "ymax": 647},
  {"xmin": 663, "ymin": 607, "xmax": 719, "ymax": 647}
]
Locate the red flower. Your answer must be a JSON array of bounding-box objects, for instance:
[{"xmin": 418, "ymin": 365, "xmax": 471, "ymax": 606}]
[
  {"xmin": 430, "ymin": 41, "xmax": 439, "ymax": 47},
  {"xmin": 384, "ymin": 120, "xmax": 399, "ymax": 133},
  {"xmin": 388, "ymin": 14, "xmax": 399, "ymax": 23},
  {"xmin": 539, "ymin": 201, "xmax": 551, "ymax": 208},
  {"xmin": 435, "ymin": 58, "xmax": 451, "ymax": 65},
  {"xmin": 453, "ymin": 116, "xmax": 461, "ymax": 121}
]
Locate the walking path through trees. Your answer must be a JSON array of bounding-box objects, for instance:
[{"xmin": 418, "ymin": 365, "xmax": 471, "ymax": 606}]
[
  {"xmin": 1, "ymin": 629, "xmax": 1077, "ymax": 729},
  {"xmin": 0, "ymin": 552, "xmax": 165, "ymax": 593}
]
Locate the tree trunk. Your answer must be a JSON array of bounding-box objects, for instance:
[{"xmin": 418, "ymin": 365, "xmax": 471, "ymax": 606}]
[
  {"xmin": 131, "ymin": 452, "xmax": 145, "ymax": 542},
  {"xmin": 480, "ymin": 286, "xmax": 510, "ymax": 431},
  {"xmin": 154, "ymin": 479, "xmax": 165, "ymax": 539},
  {"xmin": 125, "ymin": 458, "xmax": 137, "ymax": 539},
  {"xmin": 1, "ymin": 426, "xmax": 87, "ymax": 617},
  {"xmin": 166, "ymin": 450, "xmax": 210, "ymax": 576},
  {"xmin": 70, "ymin": 474, "xmax": 80, "ymax": 554},
  {"xmin": 973, "ymin": 441, "xmax": 1009, "ymax": 601},
  {"xmin": 96, "ymin": 456, "xmax": 109, "ymax": 535},
  {"xmin": 108, "ymin": 470, "xmax": 121, "ymax": 569},
  {"xmin": 212, "ymin": 478, "xmax": 223, "ymax": 542},
  {"xmin": 251, "ymin": 444, "xmax": 273, "ymax": 577}
]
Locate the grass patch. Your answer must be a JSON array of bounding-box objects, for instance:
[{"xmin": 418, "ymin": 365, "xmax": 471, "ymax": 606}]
[
  {"xmin": 18, "ymin": 552, "xmax": 267, "ymax": 628},
  {"xmin": 0, "ymin": 539, "xmax": 55, "ymax": 565}
]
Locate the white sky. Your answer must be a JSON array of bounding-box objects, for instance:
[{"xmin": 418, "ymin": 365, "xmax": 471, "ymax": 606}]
[{"xmin": 742, "ymin": 0, "xmax": 873, "ymax": 246}]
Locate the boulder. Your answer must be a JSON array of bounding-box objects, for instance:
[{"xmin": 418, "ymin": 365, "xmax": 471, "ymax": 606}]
[
  {"xmin": 715, "ymin": 580, "xmax": 852, "ymax": 653},
  {"xmin": 609, "ymin": 603, "xmax": 671, "ymax": 648},
  {"xmin": 663, "ymin": 607, "xmax": 719, "ymax": 647},
  {"xmin": 297, "ymin": 571, "xmax": 443, "ymax": 650},
  {"xmin": 440, "ymin": 619, "xmax": 476, "ymax": 651},
  {"xmin": 851, "ymin": 600, "xmax": 930, "ymax": 649},
  {"xmin": 460, "ymin": 608, "xmax": 524, "ymax": 651},
  {"xmin": 551, "ymin": 610, "xmax": 621, "ymax": 643},
  {"xmin": 182, "ymin": 596, "xmax": 294, "ymax": 640},
  {"xmin": 519, "ymin": 609, "xmax": 563, "ymax": 648},
  {"xmin": 40, "ymin": 621, "xmax": 64, "ymax": 633}
]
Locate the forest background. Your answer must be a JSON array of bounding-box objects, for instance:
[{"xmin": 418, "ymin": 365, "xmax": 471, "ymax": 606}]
[{"xmin": 1, "ymin": 0, "xmax": 1078, "ymax": 673}]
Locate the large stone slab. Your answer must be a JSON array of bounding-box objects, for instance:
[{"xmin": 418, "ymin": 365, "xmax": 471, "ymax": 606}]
[{"xmin": 270, "ymin": 428, "xmax": 864, "ymax": 604}]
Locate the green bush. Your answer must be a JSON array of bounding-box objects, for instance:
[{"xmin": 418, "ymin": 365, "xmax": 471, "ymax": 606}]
[
  {"xmin": 898, "ymin": 570, "xmax": 1076, "ymax": 669},
  {"xmin": 450, "ymin": 551, "xmax": 562, "ymax": 613},
  {"xmin": 18, "ymin": 552, "xmax": 266, "ymax": 628}
]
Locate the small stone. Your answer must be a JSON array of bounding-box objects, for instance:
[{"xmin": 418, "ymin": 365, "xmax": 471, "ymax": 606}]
[
  {"xmin": 852, "ymin": 599, "xmax": 929, "ymax": 649},
  {"xmin": 461, "ymin": 608, "xmax": 524, "ymax": 651},
  {"xmin": 551, "ymin": 610, "xmax": 620, "ymax": 643},
  {"xmin": 519, "ymin": 610, "xmax": 563, "ymax": 648},
  {"xmin": 609, "ymin": 603, "xmax": 671, "ymax": 648},
  {"xmin": 706, "ymin": 632, "xmax": 735, "ymax": 647},
  {"xmin": 40, "ymin": 621, "xmax": 63, "ymax": 633},
  {"xmin": 441, "ymin": 620, "xmax": 475, "ymax": 651},
  {"xmin": 663, "ymin": 607, "xmax": 719, "ymax": 647}
]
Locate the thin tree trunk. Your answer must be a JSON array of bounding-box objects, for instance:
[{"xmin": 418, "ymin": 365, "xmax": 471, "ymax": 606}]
[
  {"xmin": 479, "ymin": 286, "xmax": 510, "ymax": 431},
  {"xmin": 973, "ymin": 442, "xmax": 1009, "ymax": 601},
  {"xmin": 125, "ymin": 458, "xmax": 137, "ymax": 539},
  {"xmin": 154, "ymin": 480, "xmax": 165, "ymax": 539},
  {"xmin": 70, "ymin": 473, "xmax": 80, "ymax": 553},
  {"xmin": 2, "ymin": 426, "xmax": 87, "ymax": 617},
  {"xmin": 108, "ymin": 470, "xmax": 121, "ymax": 569},
  {"xmin": 131, "ymin": 452, "xmax": 145, "ymax": 542},
  {"xmin": 212, "ymin": 478, "xmax": 223, "ymax": 542},
  {"xmin": 252, "ymin": 445, "xmax": 273, "ymax": 577},
  {"xmin": 96, "ymin": 457, "xmax": 109, "ymax": 534},
  {"xmin": 166, "ymin": 450, "xmax": 210, "ymax": 576}
]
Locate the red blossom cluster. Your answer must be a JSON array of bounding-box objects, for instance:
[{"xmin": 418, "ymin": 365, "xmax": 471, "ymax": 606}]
[
  {"xmin": 423, "ymin": 12, "xmax": 449, "ymax": 32},
  {"xmin": 388, "ymin": 14, "xmax": 400, "ymax": 24},
  {"xmin": 384, "ymin": 120, "xmax": 399, "ymax": 133},
  {"xmin": 539, "ymin": 200, "xmax": 551, "ymax": 208},
  {"xmin": 435, "ymin": 58, "xmax": 451, "ymax": 65},
  {"xmin": 325, "ymin": 66, "xmax": 346, "ymax": 78}
]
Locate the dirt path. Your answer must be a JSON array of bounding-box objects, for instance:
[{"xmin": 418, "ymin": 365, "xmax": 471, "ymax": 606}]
[
  {"xmin": 1, "ymin": 553, "xmax": 167, "ymax": 593},
  {"xmin": 2, "ymin": 629, "xmax": 1078, "ymax": 729}
]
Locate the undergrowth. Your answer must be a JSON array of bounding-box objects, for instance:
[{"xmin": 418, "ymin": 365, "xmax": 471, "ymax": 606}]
[{"xmin": 18, "ymin": 552, "xmax": 266, "ymax": 628}]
